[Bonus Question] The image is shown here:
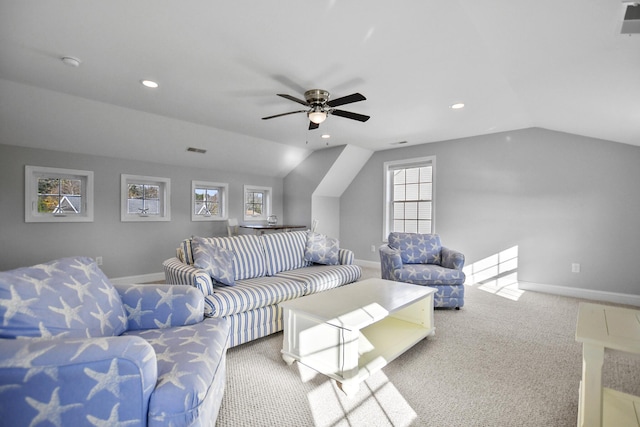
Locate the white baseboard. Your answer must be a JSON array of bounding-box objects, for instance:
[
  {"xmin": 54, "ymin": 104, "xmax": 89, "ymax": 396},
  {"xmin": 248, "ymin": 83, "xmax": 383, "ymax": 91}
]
[
  {"xmin": 355, "ymin": 259, "xmax": 381, "ymax": 269},
  {"xmin": 110, "ymin": 271, "xmax": 165, "ymax": 285},
  {"xmin": 518, "ymin": 281, "xmax": 640, "ymax": 307}
]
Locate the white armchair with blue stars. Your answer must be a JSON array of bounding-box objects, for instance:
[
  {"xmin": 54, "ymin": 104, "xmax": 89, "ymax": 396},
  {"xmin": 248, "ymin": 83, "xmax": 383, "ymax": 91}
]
[
  {"xmin": 380, "ymin": 232, "xmax": 466, "ymax": 309},
  {"xmin": 0, "ymin": 256, "xmax": 230, "ymax": 426}
]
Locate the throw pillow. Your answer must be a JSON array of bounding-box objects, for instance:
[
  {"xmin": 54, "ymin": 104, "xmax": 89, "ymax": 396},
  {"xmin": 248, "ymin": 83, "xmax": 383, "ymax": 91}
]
[
  {"xmin": 192, "ymin": 236, "xmax": 236, "ymax": 286},
  {"xmin": 0, "ymin": 256, "xmax": 128, "ymax": 339},
  {"xmin": 304, "ymin": 232, "xmax": 340, "ymax": 265},
  {"xmin": 388, "ymin": 232, "xmax": 442, "ymax": 264}
]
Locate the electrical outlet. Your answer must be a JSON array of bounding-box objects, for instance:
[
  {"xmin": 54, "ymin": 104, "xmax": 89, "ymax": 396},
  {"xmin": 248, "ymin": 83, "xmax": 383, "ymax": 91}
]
[
  {"xmin": 571, "ymin": 263, "xmax": 580, "ymax": 273},
  {"xmin": 371, "ymin": 245, "xmax": 376, "ymax": 252},
  {"xmin": 96, "ymin": 256, "xmax": 103, "ymax": 266}
]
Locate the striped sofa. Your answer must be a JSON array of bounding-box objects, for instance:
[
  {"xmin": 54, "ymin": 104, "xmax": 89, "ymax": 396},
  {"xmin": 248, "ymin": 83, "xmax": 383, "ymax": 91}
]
[{"xmin": 163, "ymin": 231, "xmax": 361, "ymax": 347}]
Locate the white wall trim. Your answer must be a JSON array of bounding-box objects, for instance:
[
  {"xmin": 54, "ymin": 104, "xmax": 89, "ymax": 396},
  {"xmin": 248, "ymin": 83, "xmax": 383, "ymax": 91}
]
[
  {"xmin": 110, "ymin": 271, "xmax": 165, "ymax": 285},
  {"xmin": 355, "ymin": 259, "xmax": 381, "ymax": 269},
  {"xmin": 519, "ymin": 281, "xmax": 640, "ymax": 307}
]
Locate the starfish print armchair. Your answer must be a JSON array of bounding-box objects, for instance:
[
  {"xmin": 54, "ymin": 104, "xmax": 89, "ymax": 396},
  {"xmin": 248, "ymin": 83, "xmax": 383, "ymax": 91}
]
[
  {"xmin": 380, "ymin": 232, "xmax": 466, "ymax": 308},
  {"xmin": 0, "ymin": 256, "xmax": 230, "ymax": 426}
]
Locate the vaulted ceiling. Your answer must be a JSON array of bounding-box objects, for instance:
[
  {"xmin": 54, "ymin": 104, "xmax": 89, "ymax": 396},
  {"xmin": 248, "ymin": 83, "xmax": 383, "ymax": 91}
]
[{"xmin": 1, "ymin": 1, "xmax": 638, "ymax": 177}]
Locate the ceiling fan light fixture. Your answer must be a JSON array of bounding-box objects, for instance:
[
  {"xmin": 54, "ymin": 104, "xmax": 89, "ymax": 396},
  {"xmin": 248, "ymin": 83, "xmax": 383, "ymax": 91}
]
[{"xmin": 308, "ymin": 109, "xmax": 327, "ymax": 124}]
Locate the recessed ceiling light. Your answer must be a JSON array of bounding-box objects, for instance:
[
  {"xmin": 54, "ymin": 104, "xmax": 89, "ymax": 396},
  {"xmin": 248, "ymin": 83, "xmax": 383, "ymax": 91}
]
[
  {"xmin": 450, "ymin": 103, "xmax": 465, "ymax": 109},
  {"xmin": 321, "ymin": 134, "xmax": 331, "ymax": 139},
  {"xmin": 141, "ymin": 80, "xmax": 159, "ymax": 89}
]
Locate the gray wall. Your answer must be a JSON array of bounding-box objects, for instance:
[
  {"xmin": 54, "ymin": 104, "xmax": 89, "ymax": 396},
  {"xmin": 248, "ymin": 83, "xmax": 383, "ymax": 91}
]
[
  {"xmin": 283, "ymin": 145, "xmax": 344, "ymax": 228},
  {"xmin": 0, "ymin": 144, "xmax": 283, "ymax": 278},
  {"xmin": 340, "ymin": 128, "xmax": 640, "ymax": 295}
]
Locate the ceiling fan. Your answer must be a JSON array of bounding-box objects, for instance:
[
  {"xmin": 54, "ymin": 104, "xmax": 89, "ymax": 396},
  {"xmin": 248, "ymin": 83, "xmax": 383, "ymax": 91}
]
[{"xmin": 262, "ymin": 89, "xmax": 370, "ymax": 130}]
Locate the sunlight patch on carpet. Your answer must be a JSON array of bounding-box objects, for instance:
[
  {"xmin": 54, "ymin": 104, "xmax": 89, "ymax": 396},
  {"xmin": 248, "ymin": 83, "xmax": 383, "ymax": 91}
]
[
  {"xmin": 303, "ymin": 365, "xmax": 417, "ymax": 427},
  {"xmin": 463, "ymin": 245, "xmax": 524, "ymax": 301}
]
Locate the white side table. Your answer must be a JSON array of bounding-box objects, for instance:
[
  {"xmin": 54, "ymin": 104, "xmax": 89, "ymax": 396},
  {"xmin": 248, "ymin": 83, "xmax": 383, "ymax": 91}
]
[{"xmin": 575, "ymin": 302, "xmax": 640, "ymax": 427}]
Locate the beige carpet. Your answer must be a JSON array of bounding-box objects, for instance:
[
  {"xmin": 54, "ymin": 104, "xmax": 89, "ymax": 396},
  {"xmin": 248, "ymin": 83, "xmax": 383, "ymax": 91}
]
[{"xmin": 215, "ymin": 269, "xmax": 640, "ymax": 426}]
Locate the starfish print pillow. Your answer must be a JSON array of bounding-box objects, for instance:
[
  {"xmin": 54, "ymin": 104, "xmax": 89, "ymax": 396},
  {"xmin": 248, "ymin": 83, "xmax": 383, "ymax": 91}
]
[
  {"xmin": 304, "ymin": 232, "xmax": 340, "ymax": 265},
  {"xmin": 0, "ymin": 257, "xmax": 128, "ymax": 339},
  {"xmin": 191, "ymin": 237, "xmax": 236, "ymax": 286}
]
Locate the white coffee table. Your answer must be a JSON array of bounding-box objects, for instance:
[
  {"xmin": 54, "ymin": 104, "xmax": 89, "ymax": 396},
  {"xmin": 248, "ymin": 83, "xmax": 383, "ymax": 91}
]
[{"xmin": 280, "ymin": 278, "xmax": 436, "ymax": 396}]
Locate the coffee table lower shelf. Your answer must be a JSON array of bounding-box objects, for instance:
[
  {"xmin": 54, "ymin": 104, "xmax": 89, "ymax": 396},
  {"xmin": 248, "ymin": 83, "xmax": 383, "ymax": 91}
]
[{"xmin": 600, "ymin": 387, "xmax": 640, "ymax": 426}]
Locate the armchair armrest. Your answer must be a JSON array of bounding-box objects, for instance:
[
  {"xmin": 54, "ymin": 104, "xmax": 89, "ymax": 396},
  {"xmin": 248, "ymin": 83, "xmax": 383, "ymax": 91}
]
[
  {"xmin": 441, "ymin": 246, "xmax": 465, "ymax": 270},
  {"xmin": 0, "ymin": 335, "xmax": 156, "ymax": 425},
  {"xmin": 115, "ymin": 284, "xmax": 204, "ymax": 330},
  {"xmin": 379, "ymin": 245, "xmax": 403, "ymax": 280},
  {"xmin": 163, "ymin": 257, "xmax": 214, "ymax": 296}
]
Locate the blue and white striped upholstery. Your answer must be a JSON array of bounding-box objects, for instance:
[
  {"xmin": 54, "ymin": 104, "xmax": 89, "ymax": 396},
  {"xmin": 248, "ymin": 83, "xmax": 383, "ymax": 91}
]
[
  {"xmin": 225, "ymin": 305, "xmax": 282, "ymax": 347},
  {"xmin": 275, "ymin": 264, "xmax": 362, "ymax": 295},
  {"xmin": 204, "ymin": 276, "xmax": 305, "ymax": 318},
  {"xmin": 163, "ymin": 257, "xmax": 215, "ymax": 296},
  {"xmin": 198, "ymin": 235, "xmax": 267, "ymax": 280},
  {"xmin": 177, "ymin": 238, "xmax": 195, "ymax": 265},
  {"xmin": 163, "ymin": 232, "xmax": 362, "ymax": 346},
  {"xmin": 339, "ymin": 248, "xmax": 355, "ymax": 265},
  {"xmin": 262, "ymin": 230, "xmax": 311, "ymax": 275}
]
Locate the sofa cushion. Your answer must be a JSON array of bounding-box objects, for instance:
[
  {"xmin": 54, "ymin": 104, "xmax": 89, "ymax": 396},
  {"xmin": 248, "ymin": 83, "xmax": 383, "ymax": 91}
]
[
  {"xmin": 197, "ymin": 235, "xmax": 267, "ymax": 280},
  {"xmin": 389, "ymin": 232, "xmax": 442, "ymax": 264},
  {"xmin": 0, "ymin": 257, "xmax": 128, "ymax": 339},
  {"xmin": 276, "ymin": 264, "xmax": 362, "ymax": 295},
  {"xmin": 123, "ymin": 317, "xmax": 230, "ymax": 425},
  {"xmin": 394, "ymin": 264, "xmax": 465, "ymax": 286},
  {"xmin": 177, "ymin": 238, "xmax": 195, "ymax": 265},
  {"xmin": 204, "ymin": 276, "xmax": 306, "ymax": 318},
  {"xmin": 192, "ymin": 237, "xmax": 236, "ymax": 286},
  {"xmin": 261, "ymin": 230, "xmax": 311, "ymax": 275},
  {"xmin": 304, "ymin": 232, "xmax": 340, "ymax": 265}
]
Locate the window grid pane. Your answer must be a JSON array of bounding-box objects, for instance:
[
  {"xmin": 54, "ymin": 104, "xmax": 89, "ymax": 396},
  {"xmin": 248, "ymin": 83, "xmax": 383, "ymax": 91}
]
[
  {"xmin": 194, "ymin": 187, "xmax": 220, "ymax": 216},
  {"xmin": 245, "ymin": 191, "xmax": 264, "ymax": 217},
  {"xmin": 37, "ymin": 177, "xmax": 83, "ymax": 214},
  {"xmin": 390, "ymin": 164, "xmax": 433, "ymax": 234},
  {"xmin": 128, "ymin": 184, "xmax": 160, "ymax": 215}
]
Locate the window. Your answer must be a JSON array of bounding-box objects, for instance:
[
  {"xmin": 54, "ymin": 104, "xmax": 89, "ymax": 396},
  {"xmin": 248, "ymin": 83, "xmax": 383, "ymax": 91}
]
[
  {"xmin": 121, "ymin": 174, "xmax": 171, "ymax": 222},
  {"xmin": 243, "ymin": 185, "xmax": 271, "ymax": 221},
  {"xmin": 383, "ymin": 156, "xmax": 435, "ymax": 240},
  {"xmin": 25, "ymin": 166, "xmax": 94, "ymax": 223},
  {"xmin": 192, "ymin": 181, "xmax": 228, "ymax": 221}
]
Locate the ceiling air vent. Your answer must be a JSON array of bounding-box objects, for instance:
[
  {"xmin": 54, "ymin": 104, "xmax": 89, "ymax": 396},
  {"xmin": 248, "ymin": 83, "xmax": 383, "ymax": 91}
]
[
  {"xmin": 390, "ymin": 140, "xmax": 408, "ymax": 146},
  {"xmin": 187, "ymin": 147, "xmax": 207, "ymax": 154},
  {"xmin": 621, "ymin": 3, "xmax": 640, "ymax": 34}
]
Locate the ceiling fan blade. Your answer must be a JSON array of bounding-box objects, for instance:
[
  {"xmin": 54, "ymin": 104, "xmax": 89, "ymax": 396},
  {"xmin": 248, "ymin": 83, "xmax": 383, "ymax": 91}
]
[
  {"xmin": 277, "ymin": 94, "xmax": 309, "ymax": 106},
  {"xmin": 262, "ymin": 110, "xmax": 307, "ymax": 120},
  {"xmin": 308, "ymin": 121, "xmax": 319, "ymax": 130},
  {"xmin": 331, "ymin": 109, "xmax": 370, "ymax": 122},
  {"xmin": 326, "ymin": 93, "xmax": 366, "ymax": 108}
]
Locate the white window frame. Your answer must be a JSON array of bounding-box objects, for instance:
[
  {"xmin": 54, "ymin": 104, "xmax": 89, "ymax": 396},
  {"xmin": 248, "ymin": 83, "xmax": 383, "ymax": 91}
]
[
  {"xmin": 25, "ymin": 165, "xmax": 94, "ymax": 223},
  {"xmin": 191, "ymin": 180, "xmax": 228, "ymax": 222},
  {"xmin": 243, "ymin": 185, "xmax": 272, "ymax": 222},
  {"xmin": 121, "ymin": 174, "xmax": 171, "ymax": 222},
  {"xmin": 382, "ymin": 156, "xmax": 436, "ymax": 241}
]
